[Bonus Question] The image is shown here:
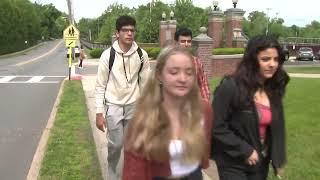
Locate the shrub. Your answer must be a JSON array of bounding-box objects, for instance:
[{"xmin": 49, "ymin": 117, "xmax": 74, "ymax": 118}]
[
  {"xmin": 143, "ymin": 47, "xmax": 153, "ymax": 57},
  {"xmin": 149, "ymin": 47, "xmax": 161, "ymax": 59},
  {"xmin": 90, "ymin": 48, "xmax": 104, "ymax": 58},
  {"xmin": 212, "ymin": 48, "xmax": 244, "ymax": 55}
]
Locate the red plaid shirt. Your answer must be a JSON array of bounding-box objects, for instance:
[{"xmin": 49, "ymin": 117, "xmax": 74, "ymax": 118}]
[{"xmin": 193, "ymin": 56, "xmax": 210, "ymax": 101}]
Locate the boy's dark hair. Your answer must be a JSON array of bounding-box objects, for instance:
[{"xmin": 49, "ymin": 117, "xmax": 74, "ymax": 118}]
[
  {"xmin": 174, "ymin": 27, "xmax": 192, "ymax": 41},
  {"xmin": 116, "ymin": 15, "xmax": 136, "ymax": 31}
]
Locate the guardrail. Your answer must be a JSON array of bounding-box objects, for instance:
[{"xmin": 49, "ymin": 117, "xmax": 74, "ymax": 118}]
[
  {"xmin": 80, "ymin": 39, "xmax": 110, "ymax": 50},
  {"xmin": 280, "ymin": 37, "xmax": 320, "ymax": 45}
]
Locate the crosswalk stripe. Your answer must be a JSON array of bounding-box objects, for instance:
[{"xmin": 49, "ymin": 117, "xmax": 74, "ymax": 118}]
[
  {"xmin": 0, "ymin": 76, "xmax": 16, "ymax": 83},
  {"xmin": 0, "ymin": 76, "xmax": 66, "ymax": 84},
  {"xmin": 26, "ymin": 76, "xmax": 45, "ymax": 83},
  {"xmin": 1, "ymin": 81, "xmax": 60, "ymax": 84}
]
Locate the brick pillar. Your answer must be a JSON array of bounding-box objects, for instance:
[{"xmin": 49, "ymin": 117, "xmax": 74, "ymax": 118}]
[
  {"xmin": 159, "ymin": 20, "xmax": 177, "ymax": 48},
  {"xmin": 225, "ymin": 8, "xmax": 245, "ymax": 48},
  {"xmin": 192, "ymin": 27, "xmax": 213, "ymax": 78},
  {"xmin": 208, "ymin": 10, "xmax": 224, "ymax": 48}
]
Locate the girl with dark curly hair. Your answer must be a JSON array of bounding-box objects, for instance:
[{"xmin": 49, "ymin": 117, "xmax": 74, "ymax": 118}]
[{"xmin": 211, "ymin": 35, "xmax": 290, "ymax": 180}]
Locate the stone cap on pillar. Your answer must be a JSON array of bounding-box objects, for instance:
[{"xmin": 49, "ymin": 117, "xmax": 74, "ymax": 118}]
[
  {"xmin": 193, "ymin": 27, "xmax": 213, "ymax": 44},
  {"xmin": 224, "ymin": 8, "xmax": 245, "ymax": 17},
  {"xmin": 209, "ymin": 10, "xmax": 224, "ymax": 18},
  {"xmin": 160, "ymin": 20, "xmax": 177, "ymax": 25}
]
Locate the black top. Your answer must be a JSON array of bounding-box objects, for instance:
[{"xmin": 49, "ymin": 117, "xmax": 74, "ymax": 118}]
[{"xmin": 211, "ymin": 77, "xmax": 286, "ymax": 173}]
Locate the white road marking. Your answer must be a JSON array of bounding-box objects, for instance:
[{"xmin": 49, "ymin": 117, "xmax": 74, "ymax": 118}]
[
  {"xmin": 0, "ymin": 76, "xmax": 16, "ymax": 83},
  {"xmin": 1, "ymin": 81, "xmax": 60, "ymax": 84},
  {"xmin": 26, "ymin": 76, "xmax": 45, "ymax": 83},
  {"xmin": 0, "ymin": 76, "xmax": 65, "ymax": 84}
]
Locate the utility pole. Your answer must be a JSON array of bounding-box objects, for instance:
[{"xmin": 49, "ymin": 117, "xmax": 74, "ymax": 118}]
[
  {"xmin": 66, "ymin": 0, "xmax": 75, "ymax": 25},
  {"xmin": 265, "ymin": 8, "xmax": 271, "ymax": 35}
]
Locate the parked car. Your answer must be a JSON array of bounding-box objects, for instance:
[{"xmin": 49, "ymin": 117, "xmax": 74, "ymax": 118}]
[
  {"xmin": 282, "ymin": 45, "xmax": 289, "ymax": 61},
  {"xmin": 66, "ymin": 46, "xmax": 80, "ymax": 58},
  {"xmin": 296, "ymin": 47, "xmax": 314, "ymax": 61}
]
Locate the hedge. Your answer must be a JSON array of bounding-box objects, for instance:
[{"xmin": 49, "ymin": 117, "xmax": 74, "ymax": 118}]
[
  {"xmin": 212, "ymin": 48, "xmax": 244, "ymax": 55},
  {"xmin": 90, "ymin": 48, "xmax": 104, "ymax": 58},
  {"xmin": 144, "ymin": 47, "xmax": 161, "ymax": 60}
]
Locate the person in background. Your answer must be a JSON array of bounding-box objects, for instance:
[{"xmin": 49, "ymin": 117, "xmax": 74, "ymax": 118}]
[
  {"xmin": 78, "ymin": 45, "xmax": 85, "ymax": 68},
  {"xmin": 122, "ymin": 45, "xmax": 213, "ymax": 180},
  {"xmin": 211, "ymin": 35, "xmax": 289, "ymax": 180},
  {"xmin": 174, "ymin": 27, "xmax": 210, "ymax": 101},
  {"xmin": 95, "ymin": 15, "xmax": 150, "ymax": 180}
]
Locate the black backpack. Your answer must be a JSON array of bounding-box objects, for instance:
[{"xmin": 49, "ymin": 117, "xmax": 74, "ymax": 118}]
[{"xmin": 107, "ymin": 46, "xmax": 144, "ymax": 84}]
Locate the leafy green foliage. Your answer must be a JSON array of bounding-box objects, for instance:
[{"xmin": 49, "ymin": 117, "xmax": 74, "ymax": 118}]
[
  {"xmin": 212, "ymin": 48, "xmax": 244, "ymax": 55},
  {"xmin": 0, "ymin": 0, "xmax": 41, "ymax": 54},
  {"xmin": 90, "ymin": 48, "xmax": 104, "ymax": 58},
  {"xmin": 149, "ymin": 47, "xmax": 161, "ymax": 59},
  {"xmin": 96, "ymin": 3, "xmax": 132, "ymax": 44},
  {"xmin": 0, "ymin": 0, "xmax": 66, "ymax": 55},
  {"xmin": 174, "ymin": 0, "xmax": 208, "ymax": 35},
  {"xmin": 134, "ymin": 1, "xmax": 170, "ymax": 43}
]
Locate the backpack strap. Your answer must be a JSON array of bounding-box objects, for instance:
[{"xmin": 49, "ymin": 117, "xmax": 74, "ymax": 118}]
[
  {"xmin": 137, "ymin": 47, "xmax": 144, "ymax": 84},
  {"xmin": 103, "ymin": 47, "xmax": 115, "ymax": 105},
  {"xmin": 108, "ymin": 47, "xmax": 116, "ymax": 83}
]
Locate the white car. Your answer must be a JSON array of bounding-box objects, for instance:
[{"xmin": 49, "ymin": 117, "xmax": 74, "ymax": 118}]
[{"xmin": 66, "ymin": 46, "xmax": 80, "ymax": 58}]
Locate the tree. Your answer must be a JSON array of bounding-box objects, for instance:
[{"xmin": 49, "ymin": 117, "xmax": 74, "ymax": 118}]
[
  {"xmin": 174, "ymin": 0, "xmax": 207, "ymax": 35},
  {"xmin": 34, "ymin": 3, "xmax": 65, "ymax": 39},
  {"xmin": 0, "ymin": 0, "xmax": 41, "ymax": 54},
  {"xmin": 135, "ymin": 1, "xmax": 170, "ymax": 43},
  {"xmin": 95, "ymin": 3, "xmax": 132, "ymax": 44}
]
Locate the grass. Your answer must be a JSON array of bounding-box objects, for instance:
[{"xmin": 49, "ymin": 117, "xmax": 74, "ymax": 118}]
[
  {"xmin": 39, "ymin": 81, "xmax": 102, "ymax": 180},
  {"xmin": 209, "ymin": 78, "xmax": 320, "ymax": 180},
  {"xmin": 284, "ymin": 66, "xmax": 320, "ymax": 74}
]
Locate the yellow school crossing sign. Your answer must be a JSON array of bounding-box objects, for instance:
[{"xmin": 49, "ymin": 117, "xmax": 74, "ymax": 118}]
[
  {"xmin": 63, "ymin": 24, "xmax": 80, "ymax": 40},
  {"xmin": 65, "ymin": 39, "xmax": 76, "ymax": 47}
]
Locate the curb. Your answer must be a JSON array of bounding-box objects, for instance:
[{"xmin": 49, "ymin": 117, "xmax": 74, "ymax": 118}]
[{"xmin": 26, "ymin": 79, "xmax": 66, "ymax": 180}]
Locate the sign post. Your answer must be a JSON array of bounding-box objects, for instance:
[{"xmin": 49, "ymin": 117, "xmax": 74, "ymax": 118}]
[{"xmin": 63, "ymin": 24, "xmax": 80, "ymax": 80}]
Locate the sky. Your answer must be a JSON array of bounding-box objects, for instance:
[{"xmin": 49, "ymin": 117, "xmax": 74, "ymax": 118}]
[{"xmin": 31, "ymin": 0, "xmax": 319, "ymax": 27}]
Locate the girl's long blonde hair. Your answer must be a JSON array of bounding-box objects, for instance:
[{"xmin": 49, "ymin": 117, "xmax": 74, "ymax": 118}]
[{"xmin": 125, "ymin": 45, "xmax": 206, "ymax": 163}]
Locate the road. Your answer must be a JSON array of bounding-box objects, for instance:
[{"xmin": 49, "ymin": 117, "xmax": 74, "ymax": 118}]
[{"xmin": 0, "ymin": 40, "xmax": 68, "ymax": 180}]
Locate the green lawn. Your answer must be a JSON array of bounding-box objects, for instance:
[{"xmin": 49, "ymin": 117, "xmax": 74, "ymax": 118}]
[
  {"xmin": 210, "ymin": 78, "xmax": 320, "ymax": 180},
  {"xmin": 284, "ymin": 66, "xmax": 320, "ymax": 74},
  {"xmin": 39, "ymin": 81, "xmax": 102, "ymax": 180}
]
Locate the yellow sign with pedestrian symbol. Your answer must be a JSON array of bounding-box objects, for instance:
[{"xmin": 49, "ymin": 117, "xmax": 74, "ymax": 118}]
[
  {"xmin": 63, "ymin": 24, "xmax": 80, "ymax": 40},
  {"xmin": 65, "ymin": 39, "xmax": 76, "ymax": 47}
]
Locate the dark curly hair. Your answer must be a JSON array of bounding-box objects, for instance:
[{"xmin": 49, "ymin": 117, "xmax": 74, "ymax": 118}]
[
  {"xmin": 116, "ymin": 15, "xmax": 136, "ymax": 32},
  {"xmin": 233, "ymin": 35, "xmax": 290, "ymax": 103}
]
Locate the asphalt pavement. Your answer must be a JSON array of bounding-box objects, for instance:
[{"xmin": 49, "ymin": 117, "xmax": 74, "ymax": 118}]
[{"xmin": 0, "ymin": 39, "xmax": 68, "ymax": 180}]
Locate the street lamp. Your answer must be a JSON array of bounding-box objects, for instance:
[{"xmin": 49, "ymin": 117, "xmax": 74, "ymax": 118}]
[
  {"xmin": 232, "ymin": 0, "xmax": 238, "ymax": 8},
  {"xmin": 162, "ymin": 11, "xmax": 166, "ymax": 21},
  {"xmin": 170, "ymin": 11, "xmax": 174, "ymax": 20},
  {"xmin": 213, "ymin": 1, "xmax": 218, "ymax": 11}
]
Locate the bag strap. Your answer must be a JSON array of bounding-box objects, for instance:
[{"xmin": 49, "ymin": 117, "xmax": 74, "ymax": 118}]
[
  {"xmin": 137, "ymin": 47, "xmax": 144, "ymax": 84},
  {"xmin": 108, "ymin": 47, "xmax": 116, "ymax": 84}
]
